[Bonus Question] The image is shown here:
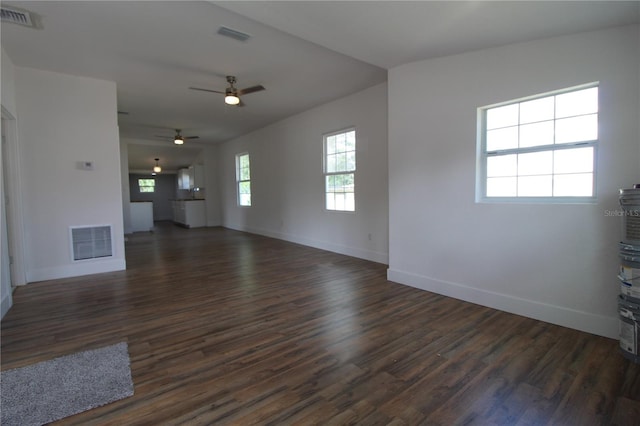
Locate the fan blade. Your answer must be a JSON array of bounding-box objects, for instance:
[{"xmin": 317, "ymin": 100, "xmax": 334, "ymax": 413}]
[
  {"xmin": 154, "ymin": 135, "xmax": 172, "ymax": 139},
  {"xmin": 238, "ymin": 85, "xmax": 265, "ymax": 96},
  {"xmin": 189, "ymin": 87, "xmax": 225, "ymax": 94},
  {"xmin": 184, "ymin": 136, "xmax": 200, "ymax": 140}
]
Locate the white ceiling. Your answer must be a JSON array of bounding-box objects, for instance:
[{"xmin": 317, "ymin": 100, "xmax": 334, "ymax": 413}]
[
  {"xmin": 2, "ymin": 1, "xmax": 639, "ymax": 173},
  {"xmin": 217, "ymin": 1, "xmax": 640, "ymax": 69}
]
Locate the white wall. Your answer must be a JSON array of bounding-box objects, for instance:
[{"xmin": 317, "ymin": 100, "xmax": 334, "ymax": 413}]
[
  {"xmin": 388, "ymin": 25, "xmax": 640, "ymax": 338},
  {"xmin": 220, "ymin": 83, "xmax": 388, "ymax": 263},
  {"xmin": 201, "ymin": 145, "xmax": 222, "ymax": 227},
  {"xmin": 16, "ymin": 67, "xmax": 126, "ymax": 281}
]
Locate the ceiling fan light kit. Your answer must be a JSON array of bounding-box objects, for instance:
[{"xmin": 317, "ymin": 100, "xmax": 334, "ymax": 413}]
[
  {"xmin": 174, "ymin": 129, "xmax": 184, "ymax": 144},
  {"xmin": 224, "ymin": 76, "xmax": 240, "ymax": 105},
  {"xmin": 225, "ymin": 94, "xmax": 240, "ymax": 105},
  {"xmin": 149, "ymin": 76, "xmax": 265, "ymax": 143},
  {"xmin": 156, "ymin": 129, "xmax": 198, "ymax": 145},
  {"xmin": 189, "ymin": 75, "xmax": 265, "ymax": 107}
]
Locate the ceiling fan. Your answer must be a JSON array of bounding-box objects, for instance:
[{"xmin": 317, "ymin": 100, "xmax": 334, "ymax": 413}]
[
  {"xmin": 189, "ymin": 76, "xmax": 265, "ymax": 106},
  {"xmin": 155, "ymin": 129, "xmax": 199, "ymax": 145}
]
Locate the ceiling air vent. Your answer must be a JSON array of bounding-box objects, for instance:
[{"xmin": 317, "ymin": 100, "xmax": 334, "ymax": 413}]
[
  {"xmin": 217, "ymin": 26, "xmax": 251, "ymax": 42},
  {"xmin": 1, "ymin": 5, "xmax": 40, "ymax": 28}
]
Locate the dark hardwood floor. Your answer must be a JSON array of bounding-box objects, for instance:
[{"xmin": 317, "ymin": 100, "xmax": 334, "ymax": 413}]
[{"xmin": 2, "ymin": 222, "xmax": 639, "ymax": 425}]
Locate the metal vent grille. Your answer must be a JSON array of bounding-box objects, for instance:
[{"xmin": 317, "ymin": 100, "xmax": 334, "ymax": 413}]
[
  {"xmin": 217, "ymin": 26, "xmax": 251, "ymax": 42},
  {"xmin": 621, "ymin": 188, "xmax": 640, "ymax": 245},
  {"xmin": 70, "ymin": 226, "xmax": 113, "ymax": 261},
  {"xmin": 1, "ymin": 5, "xmax": 37, "ymax": 28},
  {"xmin": 626, "ymin": 213, "xmax": 640, "ymax": 243}
]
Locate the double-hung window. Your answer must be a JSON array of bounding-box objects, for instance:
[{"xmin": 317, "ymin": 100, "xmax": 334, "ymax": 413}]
[
  {"xmin": 478, "ymin": 84, "xmax": 598, "ymax": 201},
  {"xmin": 138, "ymin": 178, "xmax": 155, "ymax": 193},
  {"xmin": 236, "ymin": 153, "xmax": 251, "ymax": 206},
  {"xmin": 324, "ymin": 128, "xmax": 356, "ymax": 211}
]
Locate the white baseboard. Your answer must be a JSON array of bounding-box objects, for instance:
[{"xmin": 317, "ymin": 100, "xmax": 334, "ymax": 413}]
[
  {"xmin": 27, "ymin": 259, "xmax": 127, "ymax": 283},
  {"xmin": 387, "ymin": 268, "xmax": 619, "ymax": 339},
  {"xmin": 226, "ymin": 224, "xmax": 389, "ymax": 264}
]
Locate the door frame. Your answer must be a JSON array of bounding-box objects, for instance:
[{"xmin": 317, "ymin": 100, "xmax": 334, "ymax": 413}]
[{"xmin": 2, "ymin": 106, "xmax": 27, "ymax": 287}]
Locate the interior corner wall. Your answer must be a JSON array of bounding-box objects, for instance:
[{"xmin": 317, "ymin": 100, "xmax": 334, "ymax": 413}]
[
  {"xmin": 388, "ymin": 25, "xmax": 640, "ymax": 339},
  {"xmin": 16, "ymin": 66, "xmax": 126, "ymax": 282},
  {"xmin": 219, "ymin": 83, "xmax": 388, "ymax": 263}
]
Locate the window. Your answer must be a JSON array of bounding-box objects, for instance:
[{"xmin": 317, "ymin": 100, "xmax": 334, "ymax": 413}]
[
  {"xmin": 478, "ymin": 84, "xmax": 598, "ymax": 201},
  {"xmin": 236, "ymin": 153, "xmax": 251, "ymax": 206},
  {"xmin": 324, "ymin": 128, "xmax": 356, "ymax": 211},
  {"xmin": 138, "ymin": 178, "xmax": 155, "ymax": 193}
]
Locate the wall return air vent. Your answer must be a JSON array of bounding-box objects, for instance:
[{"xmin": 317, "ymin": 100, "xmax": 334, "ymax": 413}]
[
  {"xmin": 70, "ymin": 225, "xmax": 113, "ymax": 262},
  {"xmin": 1, "ymin": 5, "xmax": 41, "ymax": 29}
]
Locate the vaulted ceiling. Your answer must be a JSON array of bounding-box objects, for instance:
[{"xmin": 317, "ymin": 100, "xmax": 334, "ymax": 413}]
[{"xmin": 2, "ymin": 1, "xmax": 638, "ymax": 172}]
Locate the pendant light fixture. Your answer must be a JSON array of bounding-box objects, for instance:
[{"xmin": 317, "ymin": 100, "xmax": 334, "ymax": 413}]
[{"xmin": 153, "ymin": 158, "xmax": 162, "ymax": 173}]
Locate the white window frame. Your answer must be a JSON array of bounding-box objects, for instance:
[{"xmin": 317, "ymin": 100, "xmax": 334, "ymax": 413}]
[
  {"xmin": 138, "ymin": 178, "xmax": 155, "ymax": 193},
  {"xmin": 323, "ymin": 127, "xmax": 356, "ymax": 212},
  {"xmin": 236, "ymin": 152, "xmax": 251, "ymax": 207},
  {"xmin": 477, "ymin": 83, "xmax": 599, "ymax": 204}
]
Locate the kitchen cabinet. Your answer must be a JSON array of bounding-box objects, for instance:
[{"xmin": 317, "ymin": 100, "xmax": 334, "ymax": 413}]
[
  {"xmin": 178, "ymin": 168, "xmax": 190, "ymax": 190},
  {"xmin": 178, "ymin": 165, "xmax": 204, "ymax": 190},
  {"xmin": 172, "ymin": 200, "xmax": 185, "ymax": 225},
  {"xmin": 189, "ymin": 165, "xmax": 204, "ymax": 189},
  {"xmin": 172, "ymin": 200, "xmax": 205, "ymax": 228},
  {"xmin": 130, "ymin": 201, "xmax": 153, "ymax": 232}
]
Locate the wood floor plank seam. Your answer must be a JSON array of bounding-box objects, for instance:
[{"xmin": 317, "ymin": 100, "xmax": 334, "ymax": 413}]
[{"xmin": 1, "ymin": 223, "xmax": 639, "ymax": 425}]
